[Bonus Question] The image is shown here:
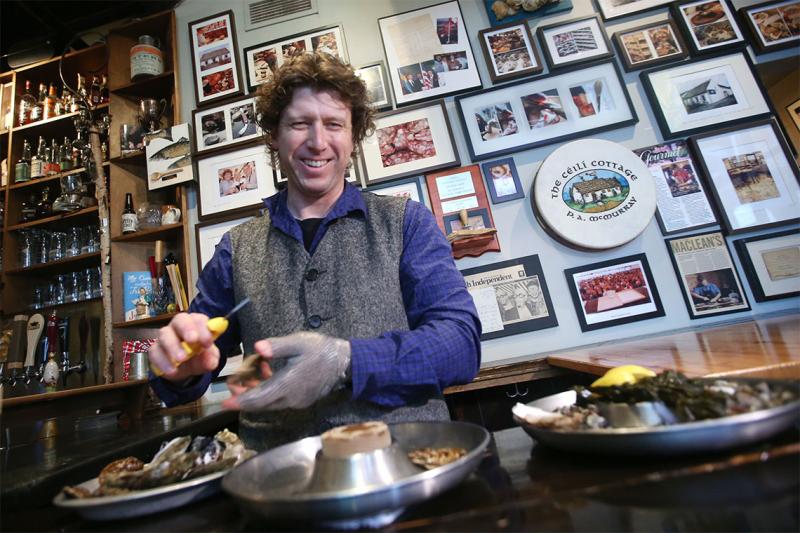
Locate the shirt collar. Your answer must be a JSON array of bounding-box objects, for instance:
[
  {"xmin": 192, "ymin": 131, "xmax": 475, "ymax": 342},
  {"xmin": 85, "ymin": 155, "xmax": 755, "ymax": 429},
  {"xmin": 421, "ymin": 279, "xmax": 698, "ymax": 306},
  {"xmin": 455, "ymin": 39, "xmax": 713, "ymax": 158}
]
[{"xmin": 263, "ymin": 181, "xmax": 367, "ymax": 237}]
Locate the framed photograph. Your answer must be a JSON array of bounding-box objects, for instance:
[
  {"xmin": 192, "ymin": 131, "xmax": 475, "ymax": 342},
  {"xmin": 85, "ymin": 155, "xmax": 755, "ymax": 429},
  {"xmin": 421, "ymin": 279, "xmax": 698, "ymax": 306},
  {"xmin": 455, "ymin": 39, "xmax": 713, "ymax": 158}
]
[
  {"xmin": 480, "ymin": 157, "xmax": 524, "ymax": 204},
  {"xmin": 739, "ymin": 1, "xmax": 800, "ymax": 55},
  {"xmin": 689, "ymin": 119, "xmax": 800, "ymax": 235},
  {"xmin": 478, "ymin": 21, "xmax": 543, "ymax": 84},
  {"xmin": 672, "ymin": 0, "xmax": 746, "ymax": 55},
  {"xmin": 460, "ymin": 255, "xmax": 557, "ymax": 341},
  {"xmin": 366, "ymin": 176, "xmax": 426, "ymax": 206},
  {"xmin": 484, "ymin": 0, "xmax": 573, "ymax": 26},
  {"xmin": 537, "ymin": 14, "xmax": 614, "ymax": 70},
  {"xmin": 564, "ymin": 253, "xmax": 665, "ymax": 332},
  {"xmin": 456, "ymin": 60, "xmax": 637, "ymax": 162},
  {"xmin": 612, "ymin": 19, "xmax": 689, "ymax": 72},
  {"xmin": 192, "ymin": 94, "xmax": 262, "ymax": 156},
  {"xmin": 359, "ymin": 99, "xmax": 459, "ymax": 185},
  {"xmin": 378, "ymin": 1, "xmax": 482, "ymax": 107},
  {"xmin": 594, "ymin": 0, "xmax": 673, "ymax": 21},
  {"xmin": 640, "ymin": 52, "xmax": 772, "ymax": 140},
  {"xmin": 665, "ymin": 230, "xmax": 751, "ymax": 319},
  {"xmin": 243, "ymin": 25, "xmax": 348, "ymax": 93},
  {"xmin": 195, "ymin": 211, "xmax": 259, "ymax": 272},
  {"xmin": 144, "ymin": 123, "xmax": 195, "ymax": 190},
  {"xmin": 733, "ymin": 229, "xmax": 800, "ymax": 302},
  {"xmin": 355, "ymin": 61, "xmax": 393, "ymax": 111},
  {"xmin": 633, "ymin": 140, "xmax": 719, "ymax": 235},
  {"xmin": 196, "ymin": 141, "xmax": 277, "ymax": 220},
  {"xmin": 188, "ymin": 10, "xmax": 243, "ymax": 106},
  {"xmin": 786, "ymin": 98, "xmax": 800, "ymax": 132}
]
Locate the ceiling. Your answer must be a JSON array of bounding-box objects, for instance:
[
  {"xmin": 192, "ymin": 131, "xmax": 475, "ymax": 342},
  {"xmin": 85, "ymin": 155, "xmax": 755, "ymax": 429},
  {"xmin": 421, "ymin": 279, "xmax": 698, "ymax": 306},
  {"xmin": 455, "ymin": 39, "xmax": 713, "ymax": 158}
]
[{"xmin": 0, "ymin": 0, "xmax": 180, "ymax": 72}]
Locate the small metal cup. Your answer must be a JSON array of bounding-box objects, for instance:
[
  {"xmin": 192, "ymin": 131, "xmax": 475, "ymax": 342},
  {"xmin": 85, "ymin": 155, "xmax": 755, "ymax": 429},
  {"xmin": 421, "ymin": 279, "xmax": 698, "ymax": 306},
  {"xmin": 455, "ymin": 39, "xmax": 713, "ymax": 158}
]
[{"xmin": 130, "ymin": 352, "xmax": 150, "ymax": 380}]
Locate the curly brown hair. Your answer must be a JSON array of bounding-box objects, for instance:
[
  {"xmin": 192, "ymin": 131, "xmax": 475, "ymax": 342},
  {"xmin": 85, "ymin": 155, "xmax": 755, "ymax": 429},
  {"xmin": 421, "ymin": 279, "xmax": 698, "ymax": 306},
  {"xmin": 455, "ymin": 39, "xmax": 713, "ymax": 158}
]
[{"xmin": 255, "ymin": 52, "xmax": 374, "ymax": 158}]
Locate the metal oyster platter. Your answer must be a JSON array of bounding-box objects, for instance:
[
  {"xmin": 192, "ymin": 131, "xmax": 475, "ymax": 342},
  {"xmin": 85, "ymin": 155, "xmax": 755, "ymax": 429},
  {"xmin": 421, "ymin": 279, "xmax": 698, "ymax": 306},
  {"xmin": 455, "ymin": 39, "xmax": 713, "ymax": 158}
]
[
  {"xmin": 222, "ymin": 421, "xmax": 490, "ymax": 525},
  {"xmin": 514, "ymin": 389, "xmax": 800, "ymax": 456}
]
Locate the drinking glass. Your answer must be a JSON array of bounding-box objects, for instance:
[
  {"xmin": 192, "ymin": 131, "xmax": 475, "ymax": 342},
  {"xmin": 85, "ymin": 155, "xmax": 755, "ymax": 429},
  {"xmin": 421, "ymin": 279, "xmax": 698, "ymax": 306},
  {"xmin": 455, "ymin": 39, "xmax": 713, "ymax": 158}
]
[
  {"xmin": 49, "ymin": 231, "xmax": 66, "ymax": 262},
  {"xmin": 36, "ymin": 229, "xmax": 49, "ymax": 264},
  {"xmin": 19, "ymin": 230, "xmax": 34, "ymax": 268},
  {"xmin": 66, "ymin": 227, "xmax": 82, "ymax": 257}
]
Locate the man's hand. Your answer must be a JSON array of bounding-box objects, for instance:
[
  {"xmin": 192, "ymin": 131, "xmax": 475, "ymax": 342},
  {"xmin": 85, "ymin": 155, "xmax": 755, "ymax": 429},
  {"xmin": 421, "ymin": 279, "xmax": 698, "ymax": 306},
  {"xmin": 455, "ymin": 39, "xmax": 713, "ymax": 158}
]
[
  {"xmin": 223, "ymin": 332, "xmax": 351, "ymax": 411},
  {"xmin": 148, "ymin": 312, "xmax": 221, "ymax": 382}
]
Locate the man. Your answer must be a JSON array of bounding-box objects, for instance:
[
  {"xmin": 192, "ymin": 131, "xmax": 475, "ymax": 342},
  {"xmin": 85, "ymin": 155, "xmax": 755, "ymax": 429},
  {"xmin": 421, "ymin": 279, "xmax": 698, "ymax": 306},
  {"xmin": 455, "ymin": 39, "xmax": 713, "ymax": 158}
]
[
  {"xmin": 692, "ymin": 274, "xmax": 721, "ymax": 304},
  {"xmin": 149, "ymin": 53, "xmax": 481, "ymax": 449}
]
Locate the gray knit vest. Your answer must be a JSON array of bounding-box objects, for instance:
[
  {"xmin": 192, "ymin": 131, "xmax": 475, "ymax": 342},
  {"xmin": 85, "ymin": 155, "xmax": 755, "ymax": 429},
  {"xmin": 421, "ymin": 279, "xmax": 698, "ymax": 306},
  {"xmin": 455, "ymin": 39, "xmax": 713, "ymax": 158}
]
[{"xmin": 228, "ymin": 192, "xmax": 449, "ymax": 450}]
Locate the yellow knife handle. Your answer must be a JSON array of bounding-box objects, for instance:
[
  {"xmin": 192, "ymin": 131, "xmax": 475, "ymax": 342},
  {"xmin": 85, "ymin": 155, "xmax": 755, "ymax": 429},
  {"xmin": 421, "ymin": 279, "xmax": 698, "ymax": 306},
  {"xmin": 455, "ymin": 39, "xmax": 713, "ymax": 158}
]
[{"xmin": 152, "ymin": 317, "xmax": 229, "ymax": 377}]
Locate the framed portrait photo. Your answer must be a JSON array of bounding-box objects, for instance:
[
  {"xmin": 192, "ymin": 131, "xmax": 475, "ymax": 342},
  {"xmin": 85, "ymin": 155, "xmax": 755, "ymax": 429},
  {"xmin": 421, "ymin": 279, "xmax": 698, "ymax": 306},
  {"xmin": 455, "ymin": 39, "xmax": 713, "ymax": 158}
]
[
  {"xmin": 378, "ymin": 1, "xmax": 482, "ymax": 107},
  {"xmin": 359, "ymin": 99, "xmax": 459, "ymax": 186},
  {"xmin": 564, "ymin": 253, "xmax": 665, "ymax": 332},
  {"xmin": 196, "ymin": 141, "xmax": 277, "ymax": 220},
  {"xmin": 243, "ymin": 25, "xmax": 348, "ymax": 93},
  {"xmin": 537, "ymin": 14, "xmax": 614, "ymax": 71},
  {"xmin": 366, "ymin": 176, "xmax": 426, "ymax": 206},
  {"xmin": 739, "ymin": 1, "xmax": 800, "ymax": 55},
  {"xmin": 480, "ymin": 157, "xmax": 524, "ymax": 204},
  {"xmin": 195, "ymin": 211, "xmax": 259, "ymax": 272},
  {"xmin": 478, "ymin": 21, "xmax": 543, "ymax": 84},
  {"xmin": 733, "ymin": 229, "xmax": 800, "ymax": 302},
  {"xmin": 460, "ymin": 255, "xmax": 558, "ymax": 341},
  {"xmin": 689, "ymin": 119, "xmax": 800, "ymax": 235},
  {"xmin": 456, "ymin": 60, "xmax": 636, "ymax": 162},
  {"xmin": 665, "ymin": 231, "xmax": 751, "ymax": 319},
  {"xmin": 188, "ymin": 10, "xmax": 243, "ymax": 106},
  {"xmin": 612, "ymin": 19, "xmax": 689, "ymax": 72},
  {"xmin": 192, "ymin": 94, "xmax": 262, "ymax": 156},
  {"xmin": 594, "ymin": 0, "xmax": 673, "ymax": 21},
  {"xmin": 355, "ymin": 61, "xmax": 393, "ymax": 111},
  {"xmin": 640, "ymin": 52, "xmax": 772, "ymax": 140},
  {"xmin": 672, "ymin": 0, "xmax": 746, "ymax": 55}
]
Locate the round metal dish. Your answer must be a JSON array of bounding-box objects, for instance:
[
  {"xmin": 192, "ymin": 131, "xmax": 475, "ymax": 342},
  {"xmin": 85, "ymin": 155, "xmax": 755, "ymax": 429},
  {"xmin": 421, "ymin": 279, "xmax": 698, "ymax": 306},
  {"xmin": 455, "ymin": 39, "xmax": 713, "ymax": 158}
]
[
  {"xmin": 514, "ymin": 389, "xmax": 800, "ymax": 456},
  {"xmin": 222, "ymin": 421, "xmax": 490, "ymax": 523}
]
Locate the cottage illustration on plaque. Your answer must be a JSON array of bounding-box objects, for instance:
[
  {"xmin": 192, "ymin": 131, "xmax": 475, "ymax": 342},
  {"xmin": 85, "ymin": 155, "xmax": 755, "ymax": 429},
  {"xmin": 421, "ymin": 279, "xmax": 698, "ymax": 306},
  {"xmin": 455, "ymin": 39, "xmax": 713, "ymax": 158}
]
[{"xmin": 145, "ymin": 123, "xmax": 195, "ymax": 190}]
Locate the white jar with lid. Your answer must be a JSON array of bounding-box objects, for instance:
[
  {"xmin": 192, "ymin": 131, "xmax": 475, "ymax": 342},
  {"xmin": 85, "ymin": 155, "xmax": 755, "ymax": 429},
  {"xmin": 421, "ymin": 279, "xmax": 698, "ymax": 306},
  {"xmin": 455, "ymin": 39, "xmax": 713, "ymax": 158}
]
[{"xmin": 130, "ymin": 35, "xmax": 164, "ymax": 81}]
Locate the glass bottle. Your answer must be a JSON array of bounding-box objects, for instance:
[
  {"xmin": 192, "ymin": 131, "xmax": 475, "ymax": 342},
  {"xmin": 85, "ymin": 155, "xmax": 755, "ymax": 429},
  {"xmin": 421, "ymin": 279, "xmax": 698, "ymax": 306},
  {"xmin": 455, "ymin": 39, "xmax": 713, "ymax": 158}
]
[
  {"xmin": 43, "ymin": 83, "xmax": 57, "ymax": 120},
  {"xmin": 75, "ymin": 74, "xmax": 87, "ymax": 108},
  {"xmin": 60, "ymin": 137, "xmax": 73, "ymax": 171},
  {"xmin": 89, "ymin": 76, "xmax": 101, "ymax": 106},
  {"xmin": 20, "ymin": 192, "xmax": 37, "ymax": 222},
  {"xmin": 14, "ymin": 139, "xmax": 32, "ymax": 183},
  {"xmin": 46, "ymin": 139, "xmax": 61, "ymax": 175},
  {"xmin": 17, "ymin": 80, "xmax": 36, "ymax": 126},
  {"xmin": 30, "ymin": 136, "xmax": 46, "ymax": 179},
  {"xmin": 36, "ymin": 188, "xmax": 53, "ymax": 219},
  {"xmin": 30, "ymin": 82, "xmax": 46, "ymax": 122},
  {"xmin": 122, "ymin": 193, "xmax": 137, "ymax": 234},
  {"xmin": 55, "ymin": 86, "xmax": 67, "ymax": 116},
  {"xmin": 100, "ymin": 74, "xmax": 109, "ymax": 103}
]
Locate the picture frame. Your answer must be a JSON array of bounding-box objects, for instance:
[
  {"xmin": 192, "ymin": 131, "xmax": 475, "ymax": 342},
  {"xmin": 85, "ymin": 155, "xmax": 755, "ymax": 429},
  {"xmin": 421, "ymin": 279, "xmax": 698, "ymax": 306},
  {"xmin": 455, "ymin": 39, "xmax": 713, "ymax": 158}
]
[
  {"xmin": 460, "ymin": 254, "xmax": 558, "ymax": 341},
  {"xmin": 243, "ymin": 24, "xmax": 348, "ymax": 93},
  {"xmin": 612, "ymin": 18, "xmax": 689, "ymax": 72},
  {"xmin": 738, "ymin": 1, "xmax": 800, "ymax": 55},
  {"xmin": 478, "ymin": 21, "xmax": 543, "ymax": 84},
  {"xmin": 672, "ymin": 0, "xmax": 746, "ymax": 55},
  {"xmin": 188, "ymin": 10, "xmax": 244, "ymax": 106},
  {"xmin": 144, "ymin": 123, "xmax": 196, "ymax": 191},
  {"xmin": 359, "ymin": 99, "xmax": 459, "ymax": 186},
  {"xmin": 564, "ymin": 253, "xmax": 665, "ymax": 332},
  {"xmin": 633, "ymin": 139, "xmax": 719, "ymax": 236},
  {"xmin": 355, "ymin": 60, "xmax": 393, "ymax": 111},
  {"xmin": 594, "ymin": 0, "xmax": 673, "ymax": 21},
  {"xmin": 786, "ymin": 97, "xmax": 800, "ymax": 132},
  {"xmin": 195, "ymin": 210, "xmax": 259, "ymax": 273},
  {"xmin": 733, "ymin": 229, "xmax": 800, "ymax": 302},
  {"xmin": 484, "ymin": 0, "xmax": 573, "ymax": 27},
  {"xmin": 455, "ymin": 60, "xmax": 637, "ymax": 162},
  {"xmin": 665, "ymin": 230, "xmax": 751, "ymax": 319},
  {"xmin": 366, "ymin": 176, "xmax": 426, "ymax": 206},
  {"xmin": 480, "ymin": 157, "xmax": 524, "ymax": 204},
  {"xmin": 640, "ymin": 52, "xmax": 772, "ymax": 140},
  {"xmin": 192, "ymin": 94, "xmax": 262, "ymax": 157},
  {"xmin": 537, "ymin": 14, "xmax": 614, "ymax": 71},
  {"xmin": 196, "ymin": 141, "xmax": 277, "ymax": 220},
  {"xmin": 378, "ymin": 1, "xmax": 482, "ymax": 107},
  {"xmin": 689, "ymin": 118, "xmax": 800, "ymax": 235}
]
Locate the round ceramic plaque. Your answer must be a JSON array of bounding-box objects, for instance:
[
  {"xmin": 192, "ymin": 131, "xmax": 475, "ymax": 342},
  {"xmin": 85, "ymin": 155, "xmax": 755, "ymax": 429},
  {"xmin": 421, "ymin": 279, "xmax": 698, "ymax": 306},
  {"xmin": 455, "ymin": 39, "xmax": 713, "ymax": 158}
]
[{"xmin": 532, "ymin": 139, "xmax": 656, "ymax": 250}]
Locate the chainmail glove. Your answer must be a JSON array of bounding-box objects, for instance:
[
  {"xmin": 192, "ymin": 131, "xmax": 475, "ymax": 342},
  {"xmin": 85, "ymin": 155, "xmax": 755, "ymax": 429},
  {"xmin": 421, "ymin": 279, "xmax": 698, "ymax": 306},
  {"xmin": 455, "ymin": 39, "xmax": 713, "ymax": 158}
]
[{"xmin": 236, "ymin": 331, "xmax": 351, "ymax": 411}]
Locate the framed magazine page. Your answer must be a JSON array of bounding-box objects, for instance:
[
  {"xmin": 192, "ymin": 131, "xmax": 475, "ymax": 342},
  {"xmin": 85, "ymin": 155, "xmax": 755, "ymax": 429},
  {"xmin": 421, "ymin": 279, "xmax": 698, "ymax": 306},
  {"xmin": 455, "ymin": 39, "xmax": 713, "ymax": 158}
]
[
  {"xmin": 196, "ymin": 141, "xmax": 277, "ymax": 220},
  {"xmin": 195, "ymin": 211, "xmax": 259, "ymax": 272},
  {"xmin": 480, "ymin": 157, "xmax": 524, "ymax": 204},
  {"xmin": 188, "ymin": 10, "xmax": 243, "ymax": 106},
  {"xmin": 612, "ymin": 19, "xmax": 689, "ymax": 72},
  {"xmin": 478, "ymin": 21, "xmax": 543, "ymax": 84},
  {"xmin": 378, "ymin": 1, "xmax": 482, "ymax": 106},
  {"xmin": 366, "ymin": 176, "xmax": 426, "ymax": 206},
  {"xmin": 689, "ymin": 119, "xmax": 800, "ymax": 235},
  {"xmin": 733, "ymin": 229, "xmax": 800, "ymax": 302},
  {"xmin": 640, "ymin": 52, "xmax": 772, "ymax": 139},
  {"xmin": 456, "ymin": 60, "xmax": 636, "ymax": 162},
  {"xmin": 243, "ymin": 25, "xmax": 348, "ymax": 93},
  {"xmin": 192, "ymin": 94, "xmax": 262, "ymax": 156},
  {"xmin": 739, "ymin": 1, "xmax": 800, "ymax": 55},
  {"xmin": 355, "ymin": 61, "xmax": 393, "ymax": 111},
  {"xmin": 633, "ymin": 140, "xmax": 719, "ymax": 235},
  {"xmin": 359, "ymin": 100, "xmax": 459, "ymax": 185},
  {"xmin": 665, "ymin": 230, "xmax": 751, "ymax": 319},
  {"xmin": 460, "ymin": 255, "xmax": 557, "ymax": 341},
  {"xmin": 594, "ymin": 0, "xmax": 673, "ymax": 21},
  {"xmin": 564, "ymin": 253, "xmax": 665, "ymax": 332},
  {"xmin": 672, "ymin": 0, "xmax": 746, "ymax": 55},
  {"xmin": 536, "ymin": 14, "xmax": 614, "ymax": 71}
]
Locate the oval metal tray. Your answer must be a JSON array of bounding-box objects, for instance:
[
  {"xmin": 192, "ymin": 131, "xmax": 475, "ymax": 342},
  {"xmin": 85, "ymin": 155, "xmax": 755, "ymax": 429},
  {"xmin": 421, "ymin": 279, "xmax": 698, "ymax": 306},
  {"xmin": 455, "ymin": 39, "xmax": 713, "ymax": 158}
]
[
  {"xmin": 222, "ymin": 421, "xmax": 490, "ymax": 523},
  {"xmin": 514, "ymin": 389, "xmax": 800, "ymax": 456}
]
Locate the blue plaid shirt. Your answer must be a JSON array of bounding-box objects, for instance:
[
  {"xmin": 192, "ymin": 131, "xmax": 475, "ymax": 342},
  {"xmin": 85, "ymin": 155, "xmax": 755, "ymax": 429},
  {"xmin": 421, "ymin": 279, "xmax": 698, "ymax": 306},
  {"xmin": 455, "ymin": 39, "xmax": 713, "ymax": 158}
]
[{"xmin": 151, "ymin": 183, "xmax": 481, "ymax": 407}]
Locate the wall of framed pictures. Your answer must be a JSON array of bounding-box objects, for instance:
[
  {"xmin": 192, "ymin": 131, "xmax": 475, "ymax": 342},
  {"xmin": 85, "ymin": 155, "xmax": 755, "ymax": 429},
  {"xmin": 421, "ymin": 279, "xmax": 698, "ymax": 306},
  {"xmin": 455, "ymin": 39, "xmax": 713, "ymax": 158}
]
[{"xmin": 172, "ymin": 0, "xmax": 799, "ymax": 369}]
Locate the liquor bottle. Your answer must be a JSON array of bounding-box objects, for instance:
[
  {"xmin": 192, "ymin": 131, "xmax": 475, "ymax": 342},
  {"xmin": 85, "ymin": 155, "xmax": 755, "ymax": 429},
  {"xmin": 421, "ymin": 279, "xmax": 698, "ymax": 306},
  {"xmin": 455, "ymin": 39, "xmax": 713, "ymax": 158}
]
[
  {"xmin": 60, "ymin": 137, "xmax": 73, "ymax": 171},
  {"xmin": 35, "ymin": 188, "xmax": 53, "ymax": 219},
  {"xmin": 17, "ymin": 80, "xmax": 37, "ymax": 126},
  {"xmin": 30, "ymin": 83, "xmax": 47, "ymax": 123},
  {"xmin": 43, "ymin": 84, "xmax": 57, "ymax": 120},
  {"xmin": 30, "ymin": 136, "xmax": 46, "ymax": 179},
  {"xmin": 14, "ymin": 139, "xmax": 32, "ymax": 183},
  {"xmin": 100, "ymin": 74, "xmax": 109, "ymax": 103},
  {"xmin": 46, "ymin": 139, "xmax": 61, "ymax": 175},
  {"xmin": 54, "ymin": 86, "xmax": 67, "ymax": 116},
  {"xmin": 122, "ymin": 193, "xmax": 138, "ymax": 234},
  {"xmin": 89, "ymin": 76, "xmax": 101, "ymax": 106},
  {"xmin": 76, "ymin": 74, "xmax": 87, "ymax": 106},
  {"xmin": 20, "ymin": 193, "xmax": 37, "ymax": 222}
]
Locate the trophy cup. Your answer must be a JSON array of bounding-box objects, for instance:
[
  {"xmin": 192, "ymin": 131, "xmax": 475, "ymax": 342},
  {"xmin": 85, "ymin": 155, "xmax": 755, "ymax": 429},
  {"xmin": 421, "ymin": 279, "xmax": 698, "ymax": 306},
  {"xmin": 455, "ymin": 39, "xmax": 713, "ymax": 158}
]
[{"xmin": 137, "ymin": 98, "xmax": 167, "ymax": 133}]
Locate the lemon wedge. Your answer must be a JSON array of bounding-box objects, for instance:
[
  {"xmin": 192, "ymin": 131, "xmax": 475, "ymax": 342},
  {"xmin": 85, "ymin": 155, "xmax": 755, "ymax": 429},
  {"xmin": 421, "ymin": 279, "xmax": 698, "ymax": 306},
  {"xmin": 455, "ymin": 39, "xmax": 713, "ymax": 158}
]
[{"xmin": 591, "ymin": 364, "xmax": 656, "ymax": 388}]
